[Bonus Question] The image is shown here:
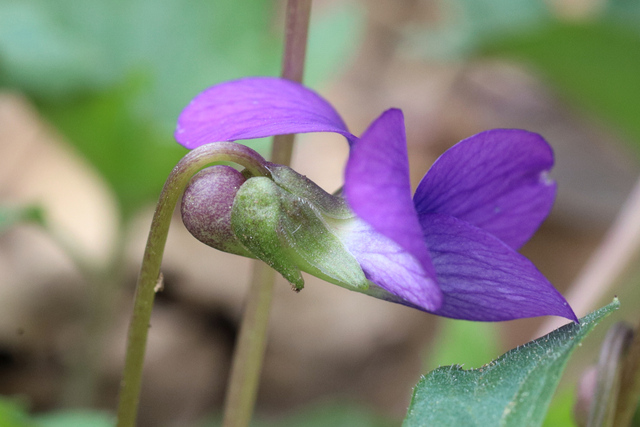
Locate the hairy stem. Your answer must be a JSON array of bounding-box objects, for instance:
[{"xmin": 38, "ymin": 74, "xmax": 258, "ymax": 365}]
[
  {"xmin": 221, "ymin": 1, "xmax": 312, "ymax": 426},
  {"xmin": 116, "ymin": 143, "xmax": 269, "ymax": 427}
]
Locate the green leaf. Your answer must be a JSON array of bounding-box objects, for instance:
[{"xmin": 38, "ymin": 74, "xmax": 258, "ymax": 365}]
[{"xmin": 403, "ymin": 299, "xmax": 620, "ymax": 427}]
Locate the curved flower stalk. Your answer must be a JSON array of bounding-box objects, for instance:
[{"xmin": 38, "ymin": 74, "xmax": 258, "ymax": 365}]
[{"xmin": 176, "ymin": 77, "xmax": 577, "ymax": 322}]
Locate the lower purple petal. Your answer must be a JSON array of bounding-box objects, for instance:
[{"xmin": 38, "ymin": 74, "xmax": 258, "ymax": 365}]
[
  {"xmin": 414, "ymin": 129, "xmax": 556, "ymax": 249},
  {"xmin": 336, "ymin": 217, "xmax": 443, "ymax": 311},
  {"xmin": 176, "ymin": 77, "xmax": 357, "ymax": 149},
  {"xmin": 419, "ymin": 213, "xmax": 577, "ymax": 322}
]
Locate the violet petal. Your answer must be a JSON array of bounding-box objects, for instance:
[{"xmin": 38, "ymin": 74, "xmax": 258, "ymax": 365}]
[
  {"xmin": 420, "ymin": 213, "xmax": 577, "ymax": 322},
  {"xmin": 343, "ymin": 109, "xmax": 440, "ymax": 298},
  {"xmin": 414, "ymin": 129, "xmax": 556, "ymax": 249},
  {"xmin": 175, "ymin": 77, "xmax": 357, "ymax": 149},
  {"xmin": 335, "ymin": 217, "xmax": 443, "ymax": 311}
]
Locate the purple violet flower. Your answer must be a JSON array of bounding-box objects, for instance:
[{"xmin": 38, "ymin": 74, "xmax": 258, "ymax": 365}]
[{"xmin": 175, "ymin": 77, "xmax": 577, "ymax": 322}]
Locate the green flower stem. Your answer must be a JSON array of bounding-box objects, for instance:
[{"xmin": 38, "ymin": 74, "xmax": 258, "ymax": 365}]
[
  {"xmin": 116, "ymin": 143, "xmax": 270, "ymax": 427},
  {"xmin": 221, "ymin": 1, "xmax": 311, "ymax": 426}
]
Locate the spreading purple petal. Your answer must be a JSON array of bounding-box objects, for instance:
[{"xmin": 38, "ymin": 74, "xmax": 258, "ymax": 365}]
[
  {"xmin": 344, "ymin": 109, "xmax": 439, "ymax": 292},
  {"xmin": 335, "ymin": 217, "xmax": 443, "ymax": 312},
  {"xmin": 175, "ymin": 77, "xmax": 357, "ymax": 149},
  {"xmin": 419, "ymin": 213, "xmax": 577, "ymax": 322},
  {"xmin": 414, "ymin": 129, "xmax": 556, "ymax": 249}
]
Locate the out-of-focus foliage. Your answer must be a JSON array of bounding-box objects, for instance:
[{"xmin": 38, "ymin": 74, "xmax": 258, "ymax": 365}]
[
  {"xmin": 33, "ymin": 411, "xmax": 114, "ymax": 427},
  {"xmin": 262, "ymin": 403, "xmax": 395, "ymax": 427},
  {"xmin": 0, "ymin": 398, "xmax": 393, "ymax": 427},
  {"xmin": 0, "ymin": 397, "xmax": 114, "ymax": 427},
  {"xmin": 403, "ymin": 300, "xmax": 619, "ymax": 427},
  {"xmin": 426, "ymin": 319, "xmax": 500, "ymax": 371},
  {"xmin": 542, "ymin": 388, "xmax": 577, "ymax": 427},
  {"xmin": 403, "ymin": 0, "xmax": 640, "ymax": 155},
  {"xmin": 201, "ymin": 402, "xmax": 396, "ymax": 427},
  {"xmin": 0, "ymin": 398, "xmax": 35, "ymax": 427},
  {"xmin": 0, "ymin": 0, "xmax": 364, "ymax": 217},
  {"xmin": 0, "ymin": 0, "xmax": 280, "ymax": 216},
  {"xmin": 0, "ymin": 204, "xmax": 45, "ymax": 234},
  {"xmin": 305, "ymin": 2, "xmax": 364, "ymax": 87},
  {"xmin": 0, "ymin": 0, "xmax": 272, "ymax": 215},
  {"xmin": 401, "ymin": 0, "xmax": 550, "ymax": 59},
  {"xmin": 483, "ymin": 21, "xmax": 640, "ymax": 154}
]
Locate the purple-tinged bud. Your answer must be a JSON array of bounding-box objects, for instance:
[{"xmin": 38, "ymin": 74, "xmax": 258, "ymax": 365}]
[{"xmin": 181, "ymin": 165, "xmax": 253, "ymax": 257}]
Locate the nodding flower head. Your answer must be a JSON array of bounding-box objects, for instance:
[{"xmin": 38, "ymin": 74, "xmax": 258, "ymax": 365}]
[{"xmin": 175, "ymin": 77, "xmax": 577, "ymax": 323}]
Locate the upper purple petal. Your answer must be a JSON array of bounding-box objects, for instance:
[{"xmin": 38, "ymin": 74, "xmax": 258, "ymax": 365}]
[
  {"xmin": 413, "ymin": 129, "xmax": 556, "ymax": 249},
  {"xmin": 343, "ymin": 109, "xmax": 441, "ymax": 306},
  {"xmin": 420, "ymin": 213, "xmax": 577, "ymax": 322},
  {"xmin": 175, "ymin": 77, "xmax": 357, "ymax": 149}
]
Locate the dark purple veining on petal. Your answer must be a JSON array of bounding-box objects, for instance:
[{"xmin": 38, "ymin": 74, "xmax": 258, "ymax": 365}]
[
  {"xmin": 336, "ymin": 216, "xmax": 443, "ymax": 311},
  {"xmin": 419, "ymin": 213, "xmax": 577, "ymax": 322},
  {"xmin": 176, "ymin": 77, "xmax": 357, "ymax": 149},
  {"xmin": 414, "ymin": 129, "xmax": 556, "ymax": 250}
]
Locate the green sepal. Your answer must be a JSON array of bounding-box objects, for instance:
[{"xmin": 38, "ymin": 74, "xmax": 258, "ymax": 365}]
[
  {"xmin": 269, "ymin": 165, "xmax": 353, "ymax": 219},
  {"xmin": 231, "ymin": 176, "xmax": 368, "ymax": 291},
  {"xmin": 231, "ymin": 177, "xmax": 304, "ymax": 289}
]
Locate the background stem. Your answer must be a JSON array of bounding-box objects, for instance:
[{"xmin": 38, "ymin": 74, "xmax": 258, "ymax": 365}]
[
  {"xmin": 614, "ymin": 320, "xmax": 640, "ymax": 426},
  {"xmin": 221, "ymin": 262, "xmax": 277, "ymax": 427},
  {"xmin": 221, "ymin": 1, "xmax": 312, "ymax": 426},
  {"xmin": 271, "ymin": 0, "xmax": 312, "ymax": 166},
  {"xmin": 534, "ymin": 174, "xmax": 640, "ymax": 338}
]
